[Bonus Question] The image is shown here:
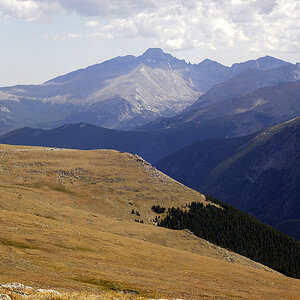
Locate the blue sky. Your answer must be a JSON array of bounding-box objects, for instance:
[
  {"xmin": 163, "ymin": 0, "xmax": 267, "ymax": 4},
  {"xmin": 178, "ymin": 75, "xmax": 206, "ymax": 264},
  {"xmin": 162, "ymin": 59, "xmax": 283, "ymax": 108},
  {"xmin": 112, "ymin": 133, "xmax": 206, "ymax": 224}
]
[{"xmin": 0, "ymin": 0, "xmax": 300, "ymax": 86}]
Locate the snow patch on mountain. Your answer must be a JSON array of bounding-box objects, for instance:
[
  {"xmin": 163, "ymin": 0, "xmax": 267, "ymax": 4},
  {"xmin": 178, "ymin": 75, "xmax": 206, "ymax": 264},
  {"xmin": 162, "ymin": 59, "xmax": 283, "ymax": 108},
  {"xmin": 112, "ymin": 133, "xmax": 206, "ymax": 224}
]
[
  {"xmin": 0, "ymin": 107, "xmax": 10, "ymax": 113},
  {"xmin": 235, "ymin": 99, "xmax": 266, "ymax": 114},
  {"xmin": 43, "ymin": 94, "xmax": 74, "ymax": 104},
  {"xmin": 294, "ymin": 66, "xmax": 300, "ymax": 80},
  {"xmin": 0, "ymin": 92, "xmax": 19, "ymax": 101}
]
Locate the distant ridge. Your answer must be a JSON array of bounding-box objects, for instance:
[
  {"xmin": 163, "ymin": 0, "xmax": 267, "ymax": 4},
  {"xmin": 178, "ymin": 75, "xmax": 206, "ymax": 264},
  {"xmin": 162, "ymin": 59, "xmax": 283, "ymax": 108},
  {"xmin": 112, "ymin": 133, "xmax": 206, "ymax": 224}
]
[
  {"xmin": 190, "ymin": 63, "xmax": 299, "ymax": 109},
  {"xmin": 230, "ymin": 55, "xmax": 291, "ymax": 74},
  {"xmin": 0, "ymin": 123, "xmax": 167, "ymax": 162}
]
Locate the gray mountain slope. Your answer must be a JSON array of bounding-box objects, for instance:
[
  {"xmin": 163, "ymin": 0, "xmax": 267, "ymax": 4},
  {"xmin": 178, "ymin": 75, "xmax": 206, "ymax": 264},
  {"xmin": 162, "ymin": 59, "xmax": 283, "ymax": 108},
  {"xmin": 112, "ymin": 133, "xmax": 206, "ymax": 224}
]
[
  {"xmin": 230, "ymin": 55, "xmax": 291, "ymax": 74},
  {"xmin": 190, "ymin": 63, "xmax": 298, "ymax": 110},
  {"xmin": 134, "ymin": 80, "xmax": 300, "ymax": 162},
  {"xmin": 142, "ymin": 73, "xmax": 300, "ymax": 133}
]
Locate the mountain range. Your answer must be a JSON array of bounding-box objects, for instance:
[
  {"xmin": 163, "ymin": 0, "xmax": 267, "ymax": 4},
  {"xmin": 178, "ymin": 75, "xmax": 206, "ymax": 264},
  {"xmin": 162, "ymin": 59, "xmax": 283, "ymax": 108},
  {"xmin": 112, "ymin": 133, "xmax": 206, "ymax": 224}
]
[
  {"xmin": 189, "ymin": 63, "xmax": 300, "ymax": 110},
  {"xmin": 143, "ymin": 64, "xmax": 300, "ymax": 130},
  {"xmin": 1, "ymin": 80, "xmax": 300, "ymax": 163},
  {"xmin": 3, "ymin": 78, "xmax": 300, "ymax": 165},
  {"xmin": 0, "ymin": 49, "xmax": 292, "ymax": 133},
  {"xmin": 156, "ymin": 116, "xmax": 300, "ymax": 240},
  {"xmin": 140, "ymin": 78, "xmax": 300, "ymax": 155}
]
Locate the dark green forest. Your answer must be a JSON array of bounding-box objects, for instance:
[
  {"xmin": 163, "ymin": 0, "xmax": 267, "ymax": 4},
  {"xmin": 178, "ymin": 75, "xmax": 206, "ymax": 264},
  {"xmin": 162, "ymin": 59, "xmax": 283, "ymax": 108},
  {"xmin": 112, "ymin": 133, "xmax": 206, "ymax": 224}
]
[
  {"xmin": 151, "ymin": 205, "xmax": 166, "ymax": 214},
  {"xmin": 158, "ymin": 195, "xmax": 300, "ymax": 279}
]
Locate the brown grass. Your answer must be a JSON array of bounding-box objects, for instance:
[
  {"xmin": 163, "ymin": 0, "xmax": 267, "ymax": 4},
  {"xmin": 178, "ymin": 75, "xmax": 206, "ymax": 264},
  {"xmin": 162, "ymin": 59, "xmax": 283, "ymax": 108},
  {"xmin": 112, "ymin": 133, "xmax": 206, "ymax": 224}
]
[{"xmin": 0, "ymin": 144, "xmax": 299, "ymax": 299}]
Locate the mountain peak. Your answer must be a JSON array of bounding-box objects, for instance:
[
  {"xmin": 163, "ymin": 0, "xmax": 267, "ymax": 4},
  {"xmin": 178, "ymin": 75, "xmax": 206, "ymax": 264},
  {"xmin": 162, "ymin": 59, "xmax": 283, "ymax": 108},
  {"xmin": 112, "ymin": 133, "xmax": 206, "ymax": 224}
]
[
  {"xmin": 257, "ymin": 55, "xmax": 283, "ymax": 62},
  {"xmin": 198, "ymin": 58, "xmax": 223, "ymax": 67},
  {"xmin": 139, "ymin": 48, "xmax": 186, "ymax": 70},
  {"xmin": 230, "ymin": 55, "xmax": 290, "ymax": 74},
  {"xmin": 142, "ymin": 48, "xmax": 165, "ymax": 57},
  {"xmin": 141, "ymin": 48, "xmax": 175, "ymax": 62}
]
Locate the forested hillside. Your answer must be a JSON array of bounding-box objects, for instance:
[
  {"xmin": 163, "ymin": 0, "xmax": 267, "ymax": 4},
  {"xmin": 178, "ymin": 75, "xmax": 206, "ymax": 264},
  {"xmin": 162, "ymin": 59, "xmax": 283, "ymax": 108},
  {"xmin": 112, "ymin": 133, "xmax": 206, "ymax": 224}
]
[{"xmin": 158, "ymin": 196, "xmax": 300, "ymax": 278}]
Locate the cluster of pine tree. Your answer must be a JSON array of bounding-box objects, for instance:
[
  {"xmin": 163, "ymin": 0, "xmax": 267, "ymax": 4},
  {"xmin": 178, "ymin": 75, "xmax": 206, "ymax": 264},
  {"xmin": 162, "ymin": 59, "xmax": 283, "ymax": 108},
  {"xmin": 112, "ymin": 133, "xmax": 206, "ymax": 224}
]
[
  {"xmin": 151, "ymin": 205, "xmax": 166, "ymax": 214},
  {"xmin": 158, "ymin": 195, "xmax": 300, "ymax": 279}
]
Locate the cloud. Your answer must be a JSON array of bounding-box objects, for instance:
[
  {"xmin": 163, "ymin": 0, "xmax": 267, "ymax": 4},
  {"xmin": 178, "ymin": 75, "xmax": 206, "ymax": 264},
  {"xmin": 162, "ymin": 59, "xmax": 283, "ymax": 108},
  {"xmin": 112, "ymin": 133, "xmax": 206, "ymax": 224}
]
[
  {"xmin": 81, "ymin": 0, "xmax": 300, "ymax": 53},
  {"xmin": 0, "ymin": 0, "xmax": 42, "ymax": 20},
  {"xmin": 1, "ymin": 0, "xmax": 300, "ymax": 53},
  {"xmin": 43, "ymin": 32, "xmax": 82, "ymax": 40},
  {"xmin": 51, "ymin": 0, "xmax": 159, "ymax": 18},
  {"xmin": 68, "ymin": 33, "xmax": 81, "ymax": 38},
  {"xmin": 86, "ymin": 20, "xmax": 99, "ymax": 28},
  {"xmin": 43, "ymin": 33, "xmax": 66, "ymax": 41},
  {"xmin": 88, "ymin": 2, "xmax": 250, "ymax": 51}
]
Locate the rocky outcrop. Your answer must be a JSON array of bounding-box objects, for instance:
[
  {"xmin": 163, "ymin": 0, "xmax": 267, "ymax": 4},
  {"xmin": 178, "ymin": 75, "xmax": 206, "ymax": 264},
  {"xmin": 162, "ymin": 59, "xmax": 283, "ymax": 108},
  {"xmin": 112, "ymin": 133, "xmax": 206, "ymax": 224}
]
[
  {"xmin": 0, "ymin": 295, "xmax": 12, "ymax": 300},
  {"xmin": 0, "ymin": 283, "xmax": 61, "ymax": 298}
]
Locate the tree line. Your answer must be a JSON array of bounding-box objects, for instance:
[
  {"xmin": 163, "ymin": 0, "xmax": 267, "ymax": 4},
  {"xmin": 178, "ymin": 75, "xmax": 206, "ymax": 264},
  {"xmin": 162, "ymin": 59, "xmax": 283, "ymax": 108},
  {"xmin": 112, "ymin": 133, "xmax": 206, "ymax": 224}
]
[{"xmin": 158, "ymin": 195, "xmax": 300, "ymax": 279}]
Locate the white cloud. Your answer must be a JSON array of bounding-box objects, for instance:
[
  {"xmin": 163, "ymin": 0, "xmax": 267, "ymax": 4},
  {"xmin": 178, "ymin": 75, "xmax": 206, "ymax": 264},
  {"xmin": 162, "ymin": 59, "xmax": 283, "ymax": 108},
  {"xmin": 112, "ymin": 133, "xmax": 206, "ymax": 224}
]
[
  {"xmin": 43, "ymin": 32, "xmax": 82, "ymax": 40},
  {"xmin": 166, "ymin": 39, "xmax": 185, "ymax": 50},
  {"xmin": 44, "ymin": 33, "xmax": 66, "ymax": 41},
  {"xmin": 1, "ymin": 0, "xmax": 300, "ymax": 53},
  {"xmin": 68, "ymin": 33, "xmax": 81, "ymax": 38},
  {"xmin": 86, "ymin": 20, "xmax": 99, "ymax": 28},
  {"xmin": 0, "ymin": 0, "xmax": 42, "ymax": 20}
]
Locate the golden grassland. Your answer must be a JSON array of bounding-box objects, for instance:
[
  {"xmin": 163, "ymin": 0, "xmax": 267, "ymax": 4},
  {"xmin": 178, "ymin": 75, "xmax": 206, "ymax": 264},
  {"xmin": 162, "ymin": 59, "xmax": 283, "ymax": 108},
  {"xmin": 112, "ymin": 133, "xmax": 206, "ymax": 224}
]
[{"xmin": 0, "ymin": 144, "xmax": 299, "ymax": 299}]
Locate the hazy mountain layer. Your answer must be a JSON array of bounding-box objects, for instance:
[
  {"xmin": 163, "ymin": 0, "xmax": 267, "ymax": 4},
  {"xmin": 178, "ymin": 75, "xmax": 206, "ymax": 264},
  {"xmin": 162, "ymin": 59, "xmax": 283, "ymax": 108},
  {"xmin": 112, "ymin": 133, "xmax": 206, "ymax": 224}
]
[
  {"xmin": 142, "ymin": 79, "xmax": 300, "ymax": 137},
  {"xmin": 191, "ymin": 63, "xmax": 299, "ymax": 109},
  {"xmin": 2, "ymin": 81, "xmax": 300, "ymax": 164}
]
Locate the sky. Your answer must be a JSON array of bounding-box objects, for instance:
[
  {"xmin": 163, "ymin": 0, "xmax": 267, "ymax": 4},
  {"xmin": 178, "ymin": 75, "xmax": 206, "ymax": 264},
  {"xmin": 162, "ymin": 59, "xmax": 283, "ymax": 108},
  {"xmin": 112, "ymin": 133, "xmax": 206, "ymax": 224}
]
[{"xmin": 0, "ymin": 0, "xmax": 300, "ymax": 86}]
